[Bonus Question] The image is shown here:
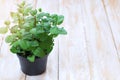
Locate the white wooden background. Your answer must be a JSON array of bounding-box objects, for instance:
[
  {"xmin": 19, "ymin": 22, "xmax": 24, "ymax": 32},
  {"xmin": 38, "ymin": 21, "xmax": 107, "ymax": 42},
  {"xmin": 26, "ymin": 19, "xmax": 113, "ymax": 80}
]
[{"xmin": 0, "ymin": 0, "xmax": 120, "ymax": 80}]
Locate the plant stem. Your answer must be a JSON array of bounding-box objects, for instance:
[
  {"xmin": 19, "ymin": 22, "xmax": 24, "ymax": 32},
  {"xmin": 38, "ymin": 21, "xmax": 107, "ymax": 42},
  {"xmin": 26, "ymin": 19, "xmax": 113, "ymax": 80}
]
[{"xmin": 34, "ymin": 16, "xmax": 36, "ymax": 27}]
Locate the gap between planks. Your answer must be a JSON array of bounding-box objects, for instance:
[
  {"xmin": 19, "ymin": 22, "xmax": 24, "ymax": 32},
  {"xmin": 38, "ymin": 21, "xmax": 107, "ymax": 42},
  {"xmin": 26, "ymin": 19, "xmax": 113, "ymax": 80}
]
[{"xmin": 101, "ymin": 0, "xmax": 120, "ymax": 63}]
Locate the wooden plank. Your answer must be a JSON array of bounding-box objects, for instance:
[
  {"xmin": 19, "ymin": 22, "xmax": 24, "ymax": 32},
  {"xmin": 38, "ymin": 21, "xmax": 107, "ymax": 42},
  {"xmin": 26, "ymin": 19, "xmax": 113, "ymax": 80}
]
[
  {"xmin": 26, "ymin": 0, "xmax": 59, "ymax": 80},
  {"xmin": 102, "ymin": 0, "xmax": 120, "ymax": 59},
  {"xmin": 82, "ymin": 0, "xmax": 120, "ymax": 80},
  {"xmin": 0, "ymin": 0, "xmax": 26, "ymax": 80},
  {"xmin": 0, "ymin": 40, "xmax": 25, "ymax": 80},
  {"xmin": 59, "ymin": 0, "xmax": 90, "ymax": 80}
]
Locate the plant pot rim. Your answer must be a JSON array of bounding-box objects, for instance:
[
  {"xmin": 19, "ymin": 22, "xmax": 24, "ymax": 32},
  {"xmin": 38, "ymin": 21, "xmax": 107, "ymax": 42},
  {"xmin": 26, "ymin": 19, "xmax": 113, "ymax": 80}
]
[{"xmin": 17, "ymin": 54, "xmax": 49, "ymax": 60}]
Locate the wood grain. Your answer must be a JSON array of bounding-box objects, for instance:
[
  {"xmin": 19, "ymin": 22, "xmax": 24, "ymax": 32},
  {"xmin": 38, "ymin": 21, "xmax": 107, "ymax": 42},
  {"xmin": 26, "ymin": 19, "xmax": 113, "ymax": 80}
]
[
  {"xmin": 0, "ymin": 0, "xmax": 120, "ymax": 80},
  {"xmin": 59, "ymin": 0, "xmax": 90, "ymax": 80},
  {"xmin": 102, "ymin": 0, "xmax": 120, "ymax": 59},
  {"xmin": 82, "ymin": 0, "xmax": 120, "ymax": 80}
]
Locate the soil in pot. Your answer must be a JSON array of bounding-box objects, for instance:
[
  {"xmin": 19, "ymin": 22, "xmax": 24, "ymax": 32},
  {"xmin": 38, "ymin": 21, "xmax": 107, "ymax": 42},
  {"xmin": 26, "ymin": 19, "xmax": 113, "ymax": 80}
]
[{"xmin": 17, "ymin": 54, "xmax": 48, "ymax": 76}]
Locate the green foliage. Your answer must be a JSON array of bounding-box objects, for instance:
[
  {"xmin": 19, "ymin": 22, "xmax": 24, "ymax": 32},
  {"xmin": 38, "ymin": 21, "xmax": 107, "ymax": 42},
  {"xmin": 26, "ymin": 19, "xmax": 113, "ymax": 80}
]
[
  {"xmin": 27, "ymin": 55, "xmax": 35, "ymax": 62},
  {"xmin": 0, "ymin": 27, "xmax": 8, "ymax": 34},
  {"xmin": 33, "ymin": 47, "xmax": 45, "ymax": 57},
  {"xmin": 50, "ymin": 26, "xmax": 67, "ymax": 35},
  {"xmin": 5, "ymin": 35, "xmax": 16, "ymax": 43},
  {"xmin": 4, "ymin": 20, "xmax": 10, "ymax": 26},
  {"xmin": 0, "ymin": 1, "xmax": 67, "ymax": 62}
]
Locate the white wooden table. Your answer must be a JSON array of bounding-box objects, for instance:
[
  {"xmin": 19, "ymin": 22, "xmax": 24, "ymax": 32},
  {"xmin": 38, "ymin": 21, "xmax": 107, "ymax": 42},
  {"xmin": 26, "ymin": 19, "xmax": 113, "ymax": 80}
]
[{"xmin": 0, "ymin": 0, "xmax": 120, "ymax": 80}]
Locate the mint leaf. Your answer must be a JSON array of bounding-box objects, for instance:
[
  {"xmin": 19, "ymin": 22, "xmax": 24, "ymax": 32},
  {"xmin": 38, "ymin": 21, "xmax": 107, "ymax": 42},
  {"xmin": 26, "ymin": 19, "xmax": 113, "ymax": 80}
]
[
  {"xmin": 4, "ymin": 20, "xmax": 10, "ymax": 25},
  {"xmin": 5, "ymin": 35, "xmax": 16, "ymax": 43},
  {"xmin": 37, "ymin": 27, "xmax": 44, "ymax": 34},
  {"xmin": 12, "ymin": 40, "xmax": 19, "ymax": 47},
  {"xmin": 27, "ymin": 55, "xmax": 35, "ymax": 62},
  {"xmin": 33, "ymin": 47, "xmax": 45, "ymax": 57},
  {"xmin": 30, "ymin": 28, "xmax": 37, "ymax": 34},
  {"xmin": 30, "ymin": 40, "xmax": 39, "ymax": 47},
  {"xmin": 10, "ymin": 46, "xmax": 20, "ymax": 53},
  {"xmin": 10, "ymin": 46, "xmax": 18, "ymax": 53},
  {"xmin": 0, "ymin": 27, "xmax": 8, "ymax": 34},
  {"xmin": 50, "ymin": 27, "xmax": 67, "ymax": 35},
  {"xmin": 24, "ymin": 7, "xmax": 32, "ymax": 15},
  {"xmin": 38, "ymin": 8, "xmax": 42, "ymax": 12},
  {"xmin": 57, "ymin": 15, "xmax": 64, "ymax": 25},
  {"xmin": 30, "ymin": 9, "xmax": 37, "ymax": 16},
  {"xmin": 19, "ymin": 40, "xmax": 30, "ymax": 50},
  {"xmin": 10, "ymin": 25, "xmax": 19, "ymax": 33}
]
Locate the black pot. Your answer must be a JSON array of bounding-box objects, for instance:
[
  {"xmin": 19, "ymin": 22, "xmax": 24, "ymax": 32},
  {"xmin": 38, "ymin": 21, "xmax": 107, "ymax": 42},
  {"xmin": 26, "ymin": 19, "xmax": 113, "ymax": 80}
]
[{"xmin": 17, "ymin": 54, "xmax": 48, "ymax": 76}]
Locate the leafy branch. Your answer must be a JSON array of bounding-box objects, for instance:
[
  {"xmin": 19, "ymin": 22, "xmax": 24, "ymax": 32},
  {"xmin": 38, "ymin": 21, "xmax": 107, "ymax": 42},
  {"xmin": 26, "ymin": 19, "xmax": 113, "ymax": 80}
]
[{"xmin": 0, "ymin": 1, "xmax": 67, "ymax": 62}]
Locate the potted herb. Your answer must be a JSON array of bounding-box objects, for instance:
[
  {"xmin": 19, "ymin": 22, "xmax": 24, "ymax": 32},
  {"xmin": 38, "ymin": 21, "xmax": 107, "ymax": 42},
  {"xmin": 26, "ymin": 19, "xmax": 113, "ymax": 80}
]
[{"xmin": 0, "ymin": 1, "xmax": 67, "ymax": 75}]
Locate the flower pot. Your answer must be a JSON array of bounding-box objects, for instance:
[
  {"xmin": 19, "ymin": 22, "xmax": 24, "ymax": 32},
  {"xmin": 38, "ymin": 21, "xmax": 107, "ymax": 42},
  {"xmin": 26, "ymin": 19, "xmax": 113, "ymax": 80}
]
[{"xmin": 17, "ymin": 54, "xmax": 48, "ymax": 76}]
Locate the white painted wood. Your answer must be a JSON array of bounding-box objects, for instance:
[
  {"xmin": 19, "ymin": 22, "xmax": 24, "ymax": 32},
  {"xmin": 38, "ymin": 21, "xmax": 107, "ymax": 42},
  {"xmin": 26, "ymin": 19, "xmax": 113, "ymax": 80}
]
[
  {"xmin": 26, "ymin": 0, "xmax": 59, "ymax": 80},
  {"xmin": 0, "ymin": 0, "xmax": 26, "ymax": 80},
  {"xmin": 36, "ymin": 0, "xmax": 59, "ymax": 14},
  {"xmin": 0, "ymin": 0, "xmax": 120, "ymax": 80},
  {"xmin": 0, "ymin": 40, "xmax": 25, "ymax": 80},
  {"xmin": 59, "ymin": 0, "xmax": 90, "ymax": 80},
  {"xmin": 82, "ymin": 0, "xmax": 120, "ymax": 80},
  {"xmin": 102, "ymin": 0, "xmax": 120, "ymax": 59}
]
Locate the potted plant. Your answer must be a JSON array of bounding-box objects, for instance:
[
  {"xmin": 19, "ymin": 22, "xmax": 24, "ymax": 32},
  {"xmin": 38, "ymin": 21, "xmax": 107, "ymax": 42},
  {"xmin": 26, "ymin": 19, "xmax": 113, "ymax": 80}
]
[{"xmin": 0, "ymin": 1, "xmax": 67, "ymax": 76}]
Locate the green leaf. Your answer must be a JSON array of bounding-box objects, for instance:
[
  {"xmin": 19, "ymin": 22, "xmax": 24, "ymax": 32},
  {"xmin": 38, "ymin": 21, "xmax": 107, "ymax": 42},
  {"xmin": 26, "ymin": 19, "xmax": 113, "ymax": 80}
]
[
  {"xmin": 30, "ymin": 28, "xmax": 37, "ymax": 34},
  {"xmin": 23, "ymin": 23, "xmax": 30, "ymax": 28},
  {"xmin": 23, "ymin": 22, "xmax": 34, "ymax": 30},
  {"xmin": 51, "ymin": 14, "xmax": 58, "ymax": 25},
  {"xmin": 21, "ymin": 31, "xmax": 32, "ymax": 40},
  {"xmin": 39, "ymin": 42, "xmax": 53, "ymax": 53},
  {"xmin": 42, "ymin": 22, "xmax": 51, "ymax": 31},
  {"xmin": 19, "ymin": 40, "xmax": 30, "ymax": 50},
  {"xmin": 30, "ymin": 9, "xmax": 37, "ymax": 16},
  {"xmin": 33, "ymin": 47, "xmax": 45, "ymax": 57},
  {"xmin": 12, "ymin": 40, "xmax": 19, "ymax": 47},
  {"xmin": 36, "ymin": 12, "xmax": 49, "ymax": 19},
  {"xmin": 58, "ymin": 27, "xmax": 67, "ymax": 34},
  {"xmin": 50, "ymin": 27, "xmax": 67, "ymax": 35},
  {"xmin": 5, "ymin": 35, "xmax": 16, "ymax": 43},
  {"xmin": 10, "ymin": 25, "xmax": 19, "ymax": 33},
  {"xmin": 21, "ymin": 1, "xmax": 25, "ymax": 6},
  {"xmin": 10, "ymin": 46, "xmax": 18, "ymax": 53},
  {"xmin": 30, "ymin": 40, "xmax": 39, "ymax": 47},
  {"xmin": 18, "ymin": 8, "xmax": 24, "ymax": 13},
  {"xmin": 39, "ymin": 36, "xmax": 53, "ymax": 49},
  {"xmin": 0, "ymin": 27, "xmax": 8, "ymax": 34},
  {"xmin": 10, "ymin": 12, "xmax": 17, "ymax": 18},
  {"xmin": 46, "ymin": 46, "xmax": 53, "ymax": 53},
  {"xmin": 4, "ymin": 20, "xmax": 10, "ymax": 25},
  {"xmin": 25, "ymin": 16, "xmax": 34, "ymax": 22},
  {"xmin": 57, "ymin": 15, "xmax": 64, "ymax": 25},
  {"xmin": 20, "ymin": 29, "xmax": 25, "ymax": 35},
  {"xmin": 17, "ymin": 1, "xmax": 25, "ymax": 8},
  {"xmin": 38, "ymin": 8, "xmax": 42, "ymax": 12},
  {"xmin": 27, "ymin": 55, "xmax": 35, "ymax": 62},
  {"xmin": 10, "ymin": 45, "xmax": 20, "ymax": 53},
  {"xmin": 22, "ymin": 33, "xmax": 32, "ymax": 40},
  {"xmin": 23, "ymin": 7, "xmax": 32, "ymax": 15},
  {"xmin": 37, "ymin": 27, "xmax": 45, "ymax": 34},
  {"xmin": 36, "ymin": 33, "xmax": 48, "ymax": 41},
  {"xmin": 10, "ymin": 12, "xmax": 19, "ymax": 22}
]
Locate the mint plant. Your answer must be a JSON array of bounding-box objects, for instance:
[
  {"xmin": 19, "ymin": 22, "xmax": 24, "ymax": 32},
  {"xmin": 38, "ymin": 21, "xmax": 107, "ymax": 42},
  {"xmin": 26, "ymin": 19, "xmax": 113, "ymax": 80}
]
[{"xmin": 0, "ymin": 1, "xmax": 67, "ymax": 62}]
